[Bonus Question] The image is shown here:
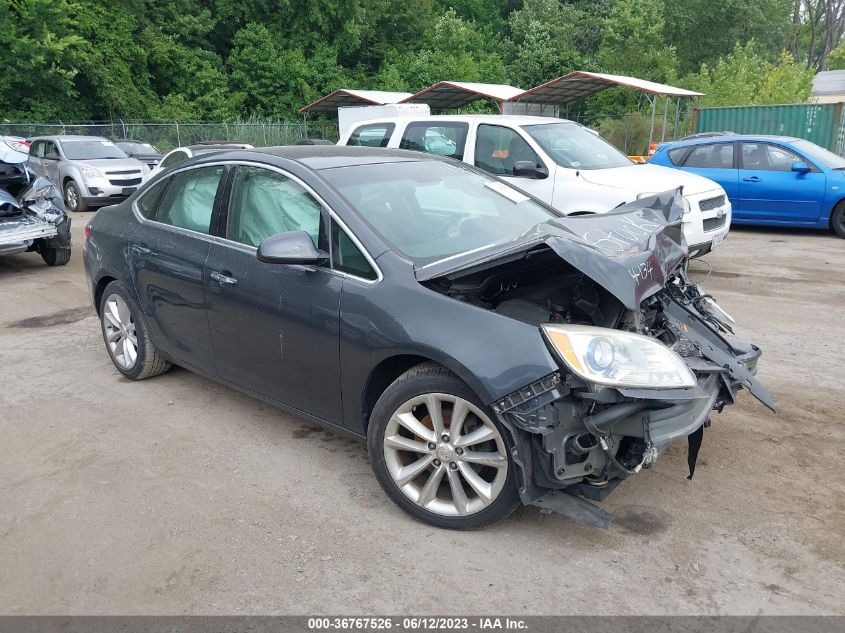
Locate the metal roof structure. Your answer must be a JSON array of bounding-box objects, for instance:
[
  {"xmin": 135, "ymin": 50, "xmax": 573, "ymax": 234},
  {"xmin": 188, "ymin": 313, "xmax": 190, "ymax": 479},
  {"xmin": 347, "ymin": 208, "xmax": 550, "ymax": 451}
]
[
  {"xmin": 513, "ymin": 71, "xmax": 703, "ymax": 105},
  {"xmin": 299, "ymin": 89, "xmax": 414, "ymax": 113},
  {"xmin": 401, "ymin": 81, "xmax": 525, "ymax": 110}
]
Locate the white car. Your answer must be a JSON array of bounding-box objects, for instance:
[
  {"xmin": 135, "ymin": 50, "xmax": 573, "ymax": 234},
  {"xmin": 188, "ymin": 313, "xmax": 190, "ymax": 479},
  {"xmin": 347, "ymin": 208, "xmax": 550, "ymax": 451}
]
[
  {"xmin": 338, "ymin": 115, "xmax": 731, "ymax": 256},
  {"xmin": 144, "ymin": 142, "xmax": 254, "ymax": 182}
]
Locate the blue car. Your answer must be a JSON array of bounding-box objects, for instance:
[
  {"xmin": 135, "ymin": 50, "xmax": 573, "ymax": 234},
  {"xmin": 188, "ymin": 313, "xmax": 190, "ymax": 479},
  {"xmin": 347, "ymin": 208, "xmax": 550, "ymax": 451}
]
[{"xmin": 649, "ymin": 135, "xmax": 845, "ymax": 238}]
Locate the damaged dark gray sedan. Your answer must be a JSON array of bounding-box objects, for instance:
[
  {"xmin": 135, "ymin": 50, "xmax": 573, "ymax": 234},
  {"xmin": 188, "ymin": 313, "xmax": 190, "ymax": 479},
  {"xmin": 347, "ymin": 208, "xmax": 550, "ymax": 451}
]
[{"xmin": 83, "ymin": 147, "xmax": 774, "ymax": 529}]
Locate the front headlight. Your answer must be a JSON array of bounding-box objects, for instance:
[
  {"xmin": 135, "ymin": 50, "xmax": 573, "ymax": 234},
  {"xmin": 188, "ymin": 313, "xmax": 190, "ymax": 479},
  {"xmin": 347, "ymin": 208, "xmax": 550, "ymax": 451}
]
[
  {"xmin": 541, "ymin": 324, "xmax": 696, "ymax": 389},
  {"xmin": 80, "ymin": 166, "xmax": 104, "ymax": 180}
]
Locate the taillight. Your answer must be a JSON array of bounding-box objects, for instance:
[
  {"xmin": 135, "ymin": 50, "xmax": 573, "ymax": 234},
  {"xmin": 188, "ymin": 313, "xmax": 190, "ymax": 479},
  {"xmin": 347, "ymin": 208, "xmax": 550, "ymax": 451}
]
[{"xmin": 84, "ymin": 224, "xmax": 92, "ymax": 241}]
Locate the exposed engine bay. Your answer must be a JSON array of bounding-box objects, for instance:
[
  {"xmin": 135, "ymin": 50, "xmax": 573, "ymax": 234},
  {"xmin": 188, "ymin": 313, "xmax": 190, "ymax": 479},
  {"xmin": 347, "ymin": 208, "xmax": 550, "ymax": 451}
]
[{"xmin": 420, "ymin": 191, "xmax": 775, "ymax": 527}]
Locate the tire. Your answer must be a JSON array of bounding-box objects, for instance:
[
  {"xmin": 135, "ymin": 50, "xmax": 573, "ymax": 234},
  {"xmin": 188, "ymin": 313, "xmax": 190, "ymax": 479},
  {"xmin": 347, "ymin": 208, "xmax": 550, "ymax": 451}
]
[
  {"xmin": 367, "ymin": 362, "xmax": 519, "ymax": 529},
  {"xmin": 41, "ymin": 247, "xmax": 71, "ymax": 266},
  {"xmin": 831, "ymin": 201, "xmax": 845, "ymax": 238},
  {"xmin": 64, "ymin": 180, "xmax": 87, "ymax": 212},
  {"xmin": 99, "ymin": 280, "xmax": 171, "ymax": 380}
]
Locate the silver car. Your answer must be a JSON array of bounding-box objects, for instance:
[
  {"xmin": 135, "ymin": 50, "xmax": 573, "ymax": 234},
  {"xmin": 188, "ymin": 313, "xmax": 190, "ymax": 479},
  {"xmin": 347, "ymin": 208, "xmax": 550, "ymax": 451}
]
[{"xmin": 28, "ymin": 135, "xmax": 148, "ymax": 212}]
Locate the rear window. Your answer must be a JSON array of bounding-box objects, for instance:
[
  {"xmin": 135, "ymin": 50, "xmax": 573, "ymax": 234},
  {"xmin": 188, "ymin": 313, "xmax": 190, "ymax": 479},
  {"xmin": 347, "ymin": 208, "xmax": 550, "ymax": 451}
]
[
  {"xmin": 347, "ymin": 124, "xmax": 395, "ymax": 148},
  {"xmin": 667, "ymin": 146, "xmax": 692, "ymax": 166}
]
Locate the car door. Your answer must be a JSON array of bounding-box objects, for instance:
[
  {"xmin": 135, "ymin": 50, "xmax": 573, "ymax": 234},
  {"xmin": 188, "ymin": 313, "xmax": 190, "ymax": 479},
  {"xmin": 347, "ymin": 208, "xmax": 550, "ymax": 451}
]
[
  {"xmin": 43, "ymin": 141, "xmax": 62, "ymax": 184},
  {"xmin": 736, "ymin": 141, "xmax": 826, "ymax": 223},
  {"xmin": 27, "ymin": 141, "xmax": 45, "ymax": 177},
  {"xmin": 679, "ymin": 142, "xmax": 739, "ymax": 200},
  {"xmin": 204, "ymin": 164, "xmax": 343, "ymax": 422},
  {"xmin": 472, "ymin": 123, "xmax": 555, "ymax": 204},
  {"xmin": 129, "ymin": 164, "xmax": 225, "ymax": 374}
]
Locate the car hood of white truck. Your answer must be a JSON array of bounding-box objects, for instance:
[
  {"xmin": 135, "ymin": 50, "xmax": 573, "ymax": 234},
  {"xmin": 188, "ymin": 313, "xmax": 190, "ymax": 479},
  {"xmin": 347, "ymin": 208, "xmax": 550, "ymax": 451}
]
[{"xmin": 577, "ymin": 163, "xmax": 721, "ymax": 197}]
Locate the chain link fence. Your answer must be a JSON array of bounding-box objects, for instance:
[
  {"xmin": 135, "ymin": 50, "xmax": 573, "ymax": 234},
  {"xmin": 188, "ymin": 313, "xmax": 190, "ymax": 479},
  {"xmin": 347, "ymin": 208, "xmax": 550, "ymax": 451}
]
[{"xmin": 0, "ymin": 120, "xmax": 339, "ymax": 152}]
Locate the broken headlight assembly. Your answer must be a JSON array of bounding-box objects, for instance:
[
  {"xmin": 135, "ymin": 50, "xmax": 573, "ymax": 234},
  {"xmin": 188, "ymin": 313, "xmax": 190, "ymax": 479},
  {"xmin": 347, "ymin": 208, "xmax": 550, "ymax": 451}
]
[{"xmin": 541, "ymin": 324, "xmax": 696, "ymax": 389}]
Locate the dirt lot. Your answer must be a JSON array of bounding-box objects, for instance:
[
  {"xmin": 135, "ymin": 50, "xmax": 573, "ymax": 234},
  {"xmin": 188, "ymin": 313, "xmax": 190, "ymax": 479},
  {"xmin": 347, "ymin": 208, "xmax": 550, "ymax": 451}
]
[{"xmin": 0, "ymin": 215, "xmax": 843, "ymax": 615}]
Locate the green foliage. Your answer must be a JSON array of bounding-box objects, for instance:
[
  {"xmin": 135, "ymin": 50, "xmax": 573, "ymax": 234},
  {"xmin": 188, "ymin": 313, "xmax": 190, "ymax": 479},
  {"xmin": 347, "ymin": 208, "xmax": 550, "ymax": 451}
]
[
  {"xmin": 0, "ymin": 0, "xmax": 834, "ymax": 122},
  {"xmin": 686, "ymin": 43, "xmax": 814, "ymax": 107},
  {"xmin": 828, "ymin": 42, "xmax": 845, "ymax": 70}
]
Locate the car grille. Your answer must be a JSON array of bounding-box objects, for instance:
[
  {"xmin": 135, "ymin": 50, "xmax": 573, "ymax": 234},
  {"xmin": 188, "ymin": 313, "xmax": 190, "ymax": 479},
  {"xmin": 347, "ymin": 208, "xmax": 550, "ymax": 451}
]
[
  {"xmin": 699, "ymin": 195, "xmax": 726, "ymax": 211},
  {"xmin": 106, "ymin": 169, "xmax": 141, "ymax": 175},
  {"xmin": 703, "ymin": 215, "xmax": 728, "ymax": 232},
  {"xmin": 108, "ymin": 177, "xmax": 142, "ymax": 186}
]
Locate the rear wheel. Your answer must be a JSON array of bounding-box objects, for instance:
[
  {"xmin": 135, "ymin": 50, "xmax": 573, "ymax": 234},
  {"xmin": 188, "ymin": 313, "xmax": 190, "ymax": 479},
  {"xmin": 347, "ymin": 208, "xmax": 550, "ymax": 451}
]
[
  {"xmin": 41, "ymin": 247, "xmax": 71, "ymax": 266},
  {"xmin": 368, "ymin": 363, "xmax": 519, "ymax": 529},
  {"xmin": 831, "ymin": 201, "xmax": 845, "ymax": 238},
  {"xmin": 64, "ymin": 180, "xmax": 87, "ymax": 212},
  {"xmin": 99, "ymin": 281, "xmax": 171, "ymax": 380}
]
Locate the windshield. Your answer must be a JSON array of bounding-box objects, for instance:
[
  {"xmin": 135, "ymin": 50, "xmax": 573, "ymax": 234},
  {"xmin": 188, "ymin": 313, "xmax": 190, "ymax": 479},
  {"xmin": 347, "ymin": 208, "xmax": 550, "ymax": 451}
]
[
  {"xmin": 321, "ymin": 160, "xmax": 558, "ymax": 265},
  {"xmin": 116, "ymin": 140, "xmax": 160, "ymax": 154},
  {"xmin": 61, "ymin": 139, "xmax": 128, "ymax": 160},
  {"xmin": 523, "ymin": 122, "xmax": 632, "ymax": 170},
  {"xmin": 790, "ymin": 139, "xmax": 845, "ymax": 170}
]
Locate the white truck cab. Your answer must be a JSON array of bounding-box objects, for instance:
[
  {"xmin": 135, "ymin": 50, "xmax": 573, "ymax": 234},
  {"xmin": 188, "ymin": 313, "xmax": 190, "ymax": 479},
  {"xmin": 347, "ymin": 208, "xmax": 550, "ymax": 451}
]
[{"xmin": 337, "ymin": 114, "xmax": 731, "ymax": 256}]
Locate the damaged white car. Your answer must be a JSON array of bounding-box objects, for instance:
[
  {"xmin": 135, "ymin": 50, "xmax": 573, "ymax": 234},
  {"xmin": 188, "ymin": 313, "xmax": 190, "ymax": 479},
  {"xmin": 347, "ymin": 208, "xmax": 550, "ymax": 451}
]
[{"xmin": 0, "ymin": 136, "xmax": 71, "ymax": 266}]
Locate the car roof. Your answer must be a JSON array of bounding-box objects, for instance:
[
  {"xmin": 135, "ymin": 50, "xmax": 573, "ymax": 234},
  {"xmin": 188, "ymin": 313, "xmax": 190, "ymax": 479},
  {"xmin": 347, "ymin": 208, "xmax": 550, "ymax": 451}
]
[
  {"xmin": 180, "ymin": 145, "xmax": 439, "ymax": 170},
  {"xmin": 664, "ymin": 134, "xmax": 801, "ymax": 149},
  {"xmin": 30, "ymin": 135, "xmax": 110, "ymax": 142},
  {"xmin": 348, "ymin": 114, "xmax": 575, "ymax": 127}
]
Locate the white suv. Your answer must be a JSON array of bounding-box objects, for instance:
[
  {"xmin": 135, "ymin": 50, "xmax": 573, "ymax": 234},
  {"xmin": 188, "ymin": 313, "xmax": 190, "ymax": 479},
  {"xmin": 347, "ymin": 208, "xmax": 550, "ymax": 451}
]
[{"xmin": 338, "ymin": 115, "xmax": 731, "ymax": 256}]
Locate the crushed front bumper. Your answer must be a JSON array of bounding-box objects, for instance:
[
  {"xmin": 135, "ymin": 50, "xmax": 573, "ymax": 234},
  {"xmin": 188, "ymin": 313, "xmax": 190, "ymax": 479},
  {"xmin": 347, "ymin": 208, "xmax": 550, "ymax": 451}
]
[{"xmin": 495, "ymin": 294, "xmax": 773, "ymax": 528}]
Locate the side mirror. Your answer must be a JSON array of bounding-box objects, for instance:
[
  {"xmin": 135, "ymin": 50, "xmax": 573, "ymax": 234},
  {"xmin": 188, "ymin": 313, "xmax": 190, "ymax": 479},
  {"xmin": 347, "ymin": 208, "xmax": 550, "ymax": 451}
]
[
  {"xmin": 791, "ymin": 161, "xmax": 810, "ymax": 173},
  {"xmin": 257, "ymin": 231, "xmax": 328, "ymax": 265},
  {"xmin": 513, "ymin": 161, "xmax": 548, "ymax": 179}
]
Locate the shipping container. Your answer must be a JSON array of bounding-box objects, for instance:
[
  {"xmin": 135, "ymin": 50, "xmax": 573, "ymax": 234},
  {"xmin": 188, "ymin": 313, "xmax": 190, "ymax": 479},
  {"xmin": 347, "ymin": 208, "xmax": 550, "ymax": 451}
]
[{"xmin": 693, "ymin": 103, "xmax": 845, "ymax": 154}]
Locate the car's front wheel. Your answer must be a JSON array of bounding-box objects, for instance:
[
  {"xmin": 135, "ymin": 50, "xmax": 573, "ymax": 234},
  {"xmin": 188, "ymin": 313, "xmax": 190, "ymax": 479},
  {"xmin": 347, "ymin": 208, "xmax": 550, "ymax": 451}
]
[
  {"xmin": 64, "ymin": 180, "xmax": 87, "ymax": 212},
  {"xmin": 368, "ymin": 363, "xmax": 519, "ymax": 529},
  {"xmin": 99, "ymin": 281, "xmax": 171, "ymax": 380},
  {"xmin": 831, "ymin": 201, "xmax": 845, "ymax": 238}
]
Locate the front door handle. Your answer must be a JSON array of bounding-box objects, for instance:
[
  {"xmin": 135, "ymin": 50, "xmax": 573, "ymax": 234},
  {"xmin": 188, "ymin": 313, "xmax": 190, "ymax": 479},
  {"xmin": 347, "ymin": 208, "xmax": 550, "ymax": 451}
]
[
  {"xmin": 130, "ymin": 244, "xmax": 151, "ymax": 255},
  {"xmin": 210, "ymin": 271, "xmax": 237, "ymax": 285},
  {"xmin": 742, "ymin": 176, "xmax": 761, "ymax": 182}
]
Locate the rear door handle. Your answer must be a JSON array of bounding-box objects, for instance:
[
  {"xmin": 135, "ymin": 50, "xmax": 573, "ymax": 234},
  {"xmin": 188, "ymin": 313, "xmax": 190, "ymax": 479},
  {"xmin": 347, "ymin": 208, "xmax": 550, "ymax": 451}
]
[
  {"xmin": 210, "ymin": 271, "xmax": 237, "ymax": 285},
  {"xmin": 130, "ymin": 245, "xmax": 151, "ymax": 255},
  {"xmin": 742, "ymin": 176, "xmax": 761, "ymax": 182}
]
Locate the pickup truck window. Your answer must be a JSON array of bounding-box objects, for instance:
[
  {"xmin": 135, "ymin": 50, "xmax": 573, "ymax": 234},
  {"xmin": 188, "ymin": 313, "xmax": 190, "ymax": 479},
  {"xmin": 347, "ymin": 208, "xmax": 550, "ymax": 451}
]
[
  {"xmin": 399, "ymin": 122, "xmax": 469, "ymax": 160},
  {"xmin": 347, "ymin": 123, "xmax": 395, "ymax": 148}
]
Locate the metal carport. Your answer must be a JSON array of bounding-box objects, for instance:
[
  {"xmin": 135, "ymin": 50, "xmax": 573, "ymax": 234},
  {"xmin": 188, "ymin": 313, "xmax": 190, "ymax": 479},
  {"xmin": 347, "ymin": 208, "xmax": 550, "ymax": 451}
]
[
  {"xmin": 401, "ymin": 81, "xmax": 525, "ymax": 112},
  {"xmin": 510, "ymin": 71, "xmax": 704, "ymax": 144},
  {"xmin": 299, "ymin": 89, "xmax": 414, "ymax": 114}
]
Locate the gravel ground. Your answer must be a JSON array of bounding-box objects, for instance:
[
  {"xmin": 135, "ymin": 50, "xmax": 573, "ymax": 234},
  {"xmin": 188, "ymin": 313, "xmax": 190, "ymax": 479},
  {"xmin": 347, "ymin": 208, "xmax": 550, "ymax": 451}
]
[{"xmin": 0, "ymin": 214, "xmax": 843, "ymax": 615}]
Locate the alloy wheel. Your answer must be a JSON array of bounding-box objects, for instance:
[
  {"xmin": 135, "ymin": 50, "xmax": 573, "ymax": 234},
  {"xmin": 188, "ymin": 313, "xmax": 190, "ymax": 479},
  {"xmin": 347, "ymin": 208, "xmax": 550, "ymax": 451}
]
[
  {"xmin": 102, "ymin": 294, "xmax": 138, "ymax": 369},
  {"xmin": 382, "ymin": 393, "xmax": 508, "ymax": 517},
  {"xmin": 65, "ymin": 183, "xmax": 79, "ymax": 211}
]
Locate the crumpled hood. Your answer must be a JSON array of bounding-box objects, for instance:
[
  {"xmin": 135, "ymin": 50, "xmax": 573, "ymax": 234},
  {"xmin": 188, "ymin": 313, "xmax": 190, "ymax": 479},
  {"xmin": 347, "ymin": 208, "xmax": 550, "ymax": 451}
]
[
  {"xmin": 578, "ymin": 163, "xmax": 721, "ymax": 197},
  {"xmin": 416, "ymin": 189, "xmax": 687, "ymax": 311}
]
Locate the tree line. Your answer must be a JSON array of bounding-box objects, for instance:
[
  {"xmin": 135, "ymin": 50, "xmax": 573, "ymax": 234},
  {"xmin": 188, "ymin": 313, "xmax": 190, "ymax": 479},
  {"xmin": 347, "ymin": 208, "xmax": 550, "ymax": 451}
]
[{"xmin": 2, "ymin": 0, "xmax": 844, "ymax": 123}]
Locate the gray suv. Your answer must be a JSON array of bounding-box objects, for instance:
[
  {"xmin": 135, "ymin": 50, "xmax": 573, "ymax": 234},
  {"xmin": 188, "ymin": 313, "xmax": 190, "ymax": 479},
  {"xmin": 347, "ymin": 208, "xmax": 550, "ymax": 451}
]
[{"xmin": 28, "ymin": 135, "xmax": 148, "ymax": 212}]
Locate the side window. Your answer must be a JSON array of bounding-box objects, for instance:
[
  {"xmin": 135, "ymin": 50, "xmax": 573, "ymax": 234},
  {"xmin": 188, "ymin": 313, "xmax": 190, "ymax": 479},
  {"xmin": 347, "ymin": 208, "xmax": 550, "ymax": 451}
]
[
  {"xmin": 136, "ymin": 178, "xmax": 169, "ymax": 219},
  {"xmin": 331, "ymin": 221, "xmax": 377, "ymax": 281},
  {"xmin": 226, "ymin": 166, "xmax": 323, "ymax": 248},
  {"xmin": 159, "ymin": 150, "xmax": 187, "ymax": 169},
  {"xmin": 667, "ymin": 146, "xmax": 691, "ymax": 166},
  {"xmin": 685, "ymin": 143, "xmax": 734, "ymax": 169},
  {"xmin": 399, "ymin": 122, "xmax": 469, "ymax": 159},
  {"xmin": 766, "ymin": 144, "xmax": 804, "ymax": 171},
  {"xmin": 741, "ymin": 142, "xmax": 804, "ymax": 171},
  {"xmin": 154, "ymin": 165, "xmax": 223, "ymax": 234},
  {"xmin": 30, "ymin": 141, "xmax": 44, "ymax": 158},
  {"xmin": 44, "ymin": 142, "xmax": 59, "ymax": 159},
  {"xmin": 347, "ymin": 124, "xmax": 395, "ymax": 148},
  {"xmin": 475, "ymin": 125, "xmax": 542, "ymax": 176}
]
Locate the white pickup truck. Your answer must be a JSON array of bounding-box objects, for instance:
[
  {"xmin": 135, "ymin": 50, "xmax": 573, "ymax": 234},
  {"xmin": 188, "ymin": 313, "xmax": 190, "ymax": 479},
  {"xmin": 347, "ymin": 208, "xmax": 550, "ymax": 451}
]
[{"xmin": 337, "ymin": 113, "xmax": 731, "ymax": 257}]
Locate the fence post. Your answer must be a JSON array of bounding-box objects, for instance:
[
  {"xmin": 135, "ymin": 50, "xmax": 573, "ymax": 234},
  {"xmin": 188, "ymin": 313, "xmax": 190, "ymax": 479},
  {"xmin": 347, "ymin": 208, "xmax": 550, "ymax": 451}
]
[
  {"xmin": 59, "ymin": 120, "xmax": 66, "ymax": 134},
  {"xmin": 120, "ymin": 118, "xmax": 126, "ymax": 139},
  {"xmin": 262, "ymin": 122, "xmax": 267, "ymax": 146},
  {"xmin": 175, "ymin": 121, "xmax": 181, "ymax": 147}
]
